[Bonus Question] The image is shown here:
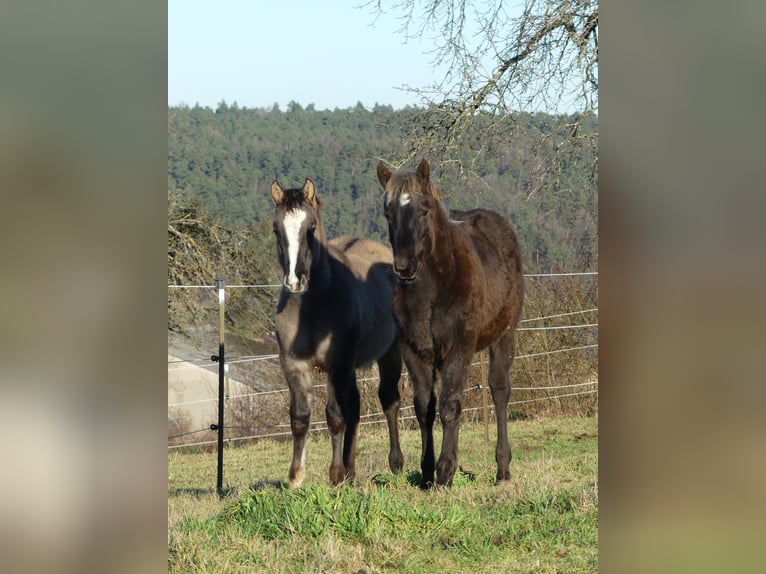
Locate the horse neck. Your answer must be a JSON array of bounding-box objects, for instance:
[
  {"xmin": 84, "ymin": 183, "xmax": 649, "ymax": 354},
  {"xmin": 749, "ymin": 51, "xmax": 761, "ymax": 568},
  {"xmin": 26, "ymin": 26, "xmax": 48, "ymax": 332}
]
[
  {"xmin": 426, "ymin": 205, "xmax": 457, "ymax": 281},
  {"xmin": 307, "ymin": 225, "xmax": 332, "ymax": 297}
]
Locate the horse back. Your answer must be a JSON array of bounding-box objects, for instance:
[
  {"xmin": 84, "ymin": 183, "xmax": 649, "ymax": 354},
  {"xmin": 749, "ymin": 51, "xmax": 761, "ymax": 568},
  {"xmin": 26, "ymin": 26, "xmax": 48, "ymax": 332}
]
[
  {"xmin": 449, "ymin": 208, "xmax": 522, "ymax": 279},
  {"xmin": 330, "ymin": 235, "xmax": 393, "ymax": 282},
  {"xmin": 448, "ymin": 208, "xmax": 524, "ymax": 340},
  {"xmin": 327, "ymin": 236, "xmax": 397, "ymax": 364}
]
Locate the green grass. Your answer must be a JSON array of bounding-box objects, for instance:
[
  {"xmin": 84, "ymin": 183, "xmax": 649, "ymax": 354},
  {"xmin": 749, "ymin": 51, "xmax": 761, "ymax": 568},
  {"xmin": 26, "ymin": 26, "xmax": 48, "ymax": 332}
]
[{"xmin": 169, "ymin": 416, "xmax": 598, "ymax": 573}]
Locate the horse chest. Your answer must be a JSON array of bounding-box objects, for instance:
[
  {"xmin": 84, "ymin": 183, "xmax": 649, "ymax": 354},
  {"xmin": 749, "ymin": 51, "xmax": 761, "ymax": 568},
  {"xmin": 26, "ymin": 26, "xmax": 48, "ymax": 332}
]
[
  {"xmin": 394, "ymin": 286, "xmax": 450, "ymax": 361},
  {"xmin": 276, "ymin": 308, "xmax": 335, "ymax": 368}
]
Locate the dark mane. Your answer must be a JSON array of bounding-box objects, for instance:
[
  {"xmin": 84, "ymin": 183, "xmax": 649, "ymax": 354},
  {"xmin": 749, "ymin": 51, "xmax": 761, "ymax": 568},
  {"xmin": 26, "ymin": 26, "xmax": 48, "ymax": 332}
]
[{"xmin": 281, "ymin": 187, "xmax": 322, "ymax": 211}]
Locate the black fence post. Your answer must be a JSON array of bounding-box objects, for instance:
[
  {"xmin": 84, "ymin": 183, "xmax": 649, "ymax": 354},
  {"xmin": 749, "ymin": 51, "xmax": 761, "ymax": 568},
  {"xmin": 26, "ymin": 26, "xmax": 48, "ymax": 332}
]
[{"xmin": 215, "ymin": 277, "xmax": 226, "ymax": 495}]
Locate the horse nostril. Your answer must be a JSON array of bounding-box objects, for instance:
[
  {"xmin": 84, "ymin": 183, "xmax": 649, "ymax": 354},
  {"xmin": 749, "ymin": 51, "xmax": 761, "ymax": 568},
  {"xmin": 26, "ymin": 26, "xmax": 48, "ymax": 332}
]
[
  {"xmin": 393, "ymin": 261, "xmax": 417, "ymax": 281},
  {"xmin": 284, "ymin": 274, "xmax": 309, "ymax": 293},
  {"xmin": 394, "ymin": 257, "xmax": 410, "ymax": 273}
]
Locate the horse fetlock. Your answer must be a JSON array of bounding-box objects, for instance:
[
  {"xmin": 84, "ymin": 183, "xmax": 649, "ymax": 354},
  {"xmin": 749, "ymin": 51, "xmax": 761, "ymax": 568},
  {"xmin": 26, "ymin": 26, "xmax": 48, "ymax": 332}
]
[
  {"xmin": 420, "ymin": 456, "xmax": 435, "ymax": 489},
  {"xmin": 436, "ymin": 456, "xmax": 456, "ymax": 486},
  {"xmin": 418, "ymin": 346, "xmax": 434, "ymax": 364},
  {"xmin": 495, "ymin": 467, "xmax": 511, "ymax": 483},
  {"xmin": 329, "ymin": 463, "xmax": 347, "ymax": 486},
  {"xmin": 419, "ymin": 479, "xmax": 434, "ymax": 491},
  {"xmin": 495, "ymin": 443, "xmax": 511, "ymax": 468},
  {"xmin": 289, "ymin": 464, "xmax": 306, "ymax": 489}
]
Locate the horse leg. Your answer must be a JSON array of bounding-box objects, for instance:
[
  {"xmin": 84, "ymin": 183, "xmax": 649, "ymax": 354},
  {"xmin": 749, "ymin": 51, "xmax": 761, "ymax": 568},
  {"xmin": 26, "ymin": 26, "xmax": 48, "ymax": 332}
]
[
  {"xmin": 377, "ymin": 339, "xmax": 403, "ymax": 474},
  {"xmin": 436, "ymin": 355, "xmax": 468, "ymax": 487},
  {"xmin": 403, "ymin": 344, "xmax": 436, "ymax": 489},
  {"xmin": 342, "ymin": 381, "xmax": 360, "ymax": 483},
  {"xmin": 325, "ymin": 366, "xmax": 357, "ymax": 486},
  {"xmin": 488, "ymin": 329, "xmax": 516, "ymax": 482},
  {"xmin": 284, "ymin": 361, "xmax": 313, "ymax": 489}
]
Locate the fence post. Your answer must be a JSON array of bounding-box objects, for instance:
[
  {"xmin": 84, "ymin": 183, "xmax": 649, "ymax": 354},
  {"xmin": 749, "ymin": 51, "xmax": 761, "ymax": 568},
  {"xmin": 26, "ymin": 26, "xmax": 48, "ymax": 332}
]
[
  {"xmin": 215, "ymin": 277, "xmax": 226, "ymax": 495},
  {"xmin": 480, "ymin": 350, "xmax": 489, "ymax": 443}
]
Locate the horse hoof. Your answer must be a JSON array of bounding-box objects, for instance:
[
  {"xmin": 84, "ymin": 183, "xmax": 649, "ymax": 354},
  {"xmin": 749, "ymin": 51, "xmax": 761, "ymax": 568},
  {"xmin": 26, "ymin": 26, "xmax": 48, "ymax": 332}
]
[
  {"xmin": 329, "ymin": 465, "xmax": 347, "ymax": 486},
  {"xmin": 495, "ymin": 469, "xmax": 511, "ymax": 483},
  {"xmin": 436, "ymin": 459, "xmax": 456, "ymax": 486},
  {"xmin": 389, "ymin": 451, "xmax": 404, "ymax": 474}
]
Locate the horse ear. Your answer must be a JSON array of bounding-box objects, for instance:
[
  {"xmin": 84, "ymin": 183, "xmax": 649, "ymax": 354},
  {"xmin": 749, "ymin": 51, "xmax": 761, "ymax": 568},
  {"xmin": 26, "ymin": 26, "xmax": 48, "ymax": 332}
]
[
  {"xmin": 270, "ymin": 180, "xmax": 284, "ymax": 204},
  {"xmin": 302, "ymin": 178, "xmax": 317, "ymax": 204},
  {"xmin": 376, "ymin": 161, "xmax": 391, "ymax": 188},
  {"xmin": 416, "ymin": 158, "xmax": 438, "ymax": 199},
  {"xmin": 416, "ymin": 158, "xmax": 430, "ymax": 183}
]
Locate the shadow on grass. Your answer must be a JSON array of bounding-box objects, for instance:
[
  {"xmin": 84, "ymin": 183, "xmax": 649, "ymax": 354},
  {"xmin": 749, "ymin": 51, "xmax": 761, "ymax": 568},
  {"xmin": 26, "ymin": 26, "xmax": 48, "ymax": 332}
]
[
  {"xmin": 170, "ymin": 479, "xmax": 289, "ymax": 500},
  {"xmin": 248, "ymin": 479, "xmax": 289, "ymax": 492},
  {"xmin": 407, "ymin": 470, "xmax": 424, "ymax": 488},
  {"xmin": 370, "ymin": 468, "xmax": 477, "ymax": 489},
  {"xmin": 368, "ymin": 470, "xmax": 423, "ymax": 488},
  {"xmin": 169, "ymin": 487, "xmax": 217, "ymax": 498}
]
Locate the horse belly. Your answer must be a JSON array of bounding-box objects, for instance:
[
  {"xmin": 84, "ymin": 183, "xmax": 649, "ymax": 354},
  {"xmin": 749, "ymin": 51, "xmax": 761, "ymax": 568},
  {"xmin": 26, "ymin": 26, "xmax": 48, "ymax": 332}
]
[{"xmin": 354, "ymin": 317, "xmax": 396, "ymax": 367}]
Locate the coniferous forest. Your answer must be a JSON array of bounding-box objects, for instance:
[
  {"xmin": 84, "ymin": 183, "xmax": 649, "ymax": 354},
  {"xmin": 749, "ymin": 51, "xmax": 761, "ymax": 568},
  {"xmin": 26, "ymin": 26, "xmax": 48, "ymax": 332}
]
[{"xmin": 168, "ymin": 102, "xmax": 597, "ymax": 276}]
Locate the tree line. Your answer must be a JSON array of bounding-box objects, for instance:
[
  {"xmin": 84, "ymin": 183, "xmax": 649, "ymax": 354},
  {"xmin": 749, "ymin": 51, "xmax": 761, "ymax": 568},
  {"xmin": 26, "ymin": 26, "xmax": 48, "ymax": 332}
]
[{"xmin": 168, "ymin": 102, "xmax": 597, "ymax": 275}]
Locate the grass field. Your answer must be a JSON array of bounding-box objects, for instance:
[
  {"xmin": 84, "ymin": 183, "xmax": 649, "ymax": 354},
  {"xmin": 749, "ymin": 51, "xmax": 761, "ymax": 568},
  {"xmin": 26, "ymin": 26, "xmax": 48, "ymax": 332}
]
[{"xmin": 168, "ymin": 416, "xmax": 598, "ymax": 573}]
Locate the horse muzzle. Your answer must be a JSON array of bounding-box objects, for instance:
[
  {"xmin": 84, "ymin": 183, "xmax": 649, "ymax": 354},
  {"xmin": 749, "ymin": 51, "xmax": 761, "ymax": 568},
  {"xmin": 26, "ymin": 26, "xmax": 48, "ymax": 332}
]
[
  {"xmin": 393, "ymin": 263, "xmax": 418, "ymax": 283},
  {"xmin": 284, "ymin": 275, "xmax": 308, "ymax": 294}
]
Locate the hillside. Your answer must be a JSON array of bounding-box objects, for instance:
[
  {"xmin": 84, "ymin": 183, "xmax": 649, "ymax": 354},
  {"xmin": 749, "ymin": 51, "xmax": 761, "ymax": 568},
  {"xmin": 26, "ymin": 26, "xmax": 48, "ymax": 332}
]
[
  {"xmin": 168, "ymin": 103, "xmax": 597, "ymax": 272},
  {"xmin": 167, "ymin": 104, "xmax": 599, "ymax": 438}
]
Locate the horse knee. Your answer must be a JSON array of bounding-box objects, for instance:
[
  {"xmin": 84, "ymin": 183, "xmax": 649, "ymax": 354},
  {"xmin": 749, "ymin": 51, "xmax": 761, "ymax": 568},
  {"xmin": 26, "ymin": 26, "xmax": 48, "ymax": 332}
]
[
  {"xmin": 326, "ymin": 415, "xmax": 346, "ymax": 435},
  {"xmin": 490, "ymin": 382, "xmax": 511, "ymax": 409},
  {"xmin": 290, "ymin": 416, "xmax": 310, "ymax": 437},
  {"xmin": 439, "ymin": 398, "xmax": 461, "ymax": 425},
  {"xmin": 325, "ymin": 396, "xmax": 349, "ymax": 434}
]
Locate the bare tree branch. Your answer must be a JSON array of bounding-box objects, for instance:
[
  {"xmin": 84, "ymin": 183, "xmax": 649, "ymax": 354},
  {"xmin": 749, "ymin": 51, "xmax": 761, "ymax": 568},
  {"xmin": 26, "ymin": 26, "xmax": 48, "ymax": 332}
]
[{"xmin": 365, "ymin": 0, "xmax": 598, "ymax": 192}]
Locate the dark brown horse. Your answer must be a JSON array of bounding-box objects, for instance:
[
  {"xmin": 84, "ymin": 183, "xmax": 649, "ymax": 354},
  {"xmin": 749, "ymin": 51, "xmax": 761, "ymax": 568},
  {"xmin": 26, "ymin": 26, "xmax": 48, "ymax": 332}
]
[
  {"xmin": 376, "ymin": 158, "xmax": 524, "ymax": 488},
  {"xmin": 270, "ymin": 178, "xmax": 404, "ymax": 487}
]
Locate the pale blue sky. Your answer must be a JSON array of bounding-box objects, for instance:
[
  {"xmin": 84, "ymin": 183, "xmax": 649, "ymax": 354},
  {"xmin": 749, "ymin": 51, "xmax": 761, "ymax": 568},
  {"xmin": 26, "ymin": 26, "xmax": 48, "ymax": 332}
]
[{"xmin": 168, "ymin": 0, "xmax": 457, "ymax": 111}]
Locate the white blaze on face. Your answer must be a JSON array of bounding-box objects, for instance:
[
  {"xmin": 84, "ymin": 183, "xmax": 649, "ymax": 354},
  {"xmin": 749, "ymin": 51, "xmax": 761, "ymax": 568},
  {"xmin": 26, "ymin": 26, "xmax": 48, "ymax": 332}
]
[
  {"xmin": 399, "ymin": 193, "xmax": 411, "ymax": 206},
  {"xmin": 283, "ymin": 208, "xmax": 307, "ymax": 286}
]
